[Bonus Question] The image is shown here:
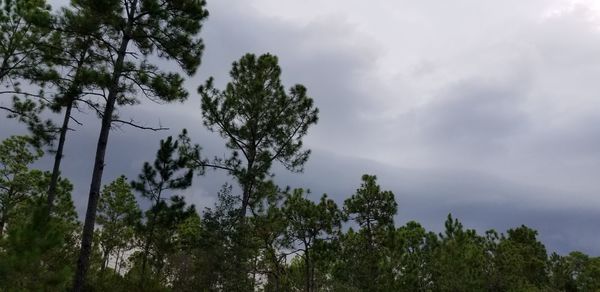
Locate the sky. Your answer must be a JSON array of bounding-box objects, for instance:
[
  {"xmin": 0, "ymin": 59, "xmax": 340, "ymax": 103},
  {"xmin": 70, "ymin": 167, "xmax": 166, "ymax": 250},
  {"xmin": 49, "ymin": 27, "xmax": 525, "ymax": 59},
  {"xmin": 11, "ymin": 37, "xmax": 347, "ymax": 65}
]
[{"xmin": 2, "ymin": 0, "xmax": 600, "ymax": 255}]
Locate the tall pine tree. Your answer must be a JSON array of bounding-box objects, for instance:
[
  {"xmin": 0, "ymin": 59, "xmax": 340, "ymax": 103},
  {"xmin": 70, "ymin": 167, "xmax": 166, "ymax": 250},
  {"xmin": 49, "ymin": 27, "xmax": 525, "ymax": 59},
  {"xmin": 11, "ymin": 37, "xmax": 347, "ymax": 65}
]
[{"xmin": 70, "ymin": 1, "xmax": 208, "ymax": 290}]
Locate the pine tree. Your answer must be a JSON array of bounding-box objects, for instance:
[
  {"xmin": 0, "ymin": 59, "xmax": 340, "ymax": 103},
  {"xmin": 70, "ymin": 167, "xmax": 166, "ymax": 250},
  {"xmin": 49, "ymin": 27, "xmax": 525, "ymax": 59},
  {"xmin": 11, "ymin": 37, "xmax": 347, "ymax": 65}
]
[
  {"xmin": 97, "ymin": 176, "xmax": 141, "ymax": 272},
  {"xmin": 0, "ymin": 0, "xmax": 58, "ymax": 147},
  {"xmin": 197, "ymin": 53, "xmax": 319, "ymax": 217},
  {"xmin": 283, "ymin": 190, "xmax": 342, "ymax": 292},
  {"xmin": 70, "ymin": 1, "xmax": 209, "ymax": 290},
  {"xmin": 0, "ymin": 136, "xmax": 43, "ymax": 236},
  {"xmin": 131, "ymin": 135, "xmax": 194, "ymax": 289}
]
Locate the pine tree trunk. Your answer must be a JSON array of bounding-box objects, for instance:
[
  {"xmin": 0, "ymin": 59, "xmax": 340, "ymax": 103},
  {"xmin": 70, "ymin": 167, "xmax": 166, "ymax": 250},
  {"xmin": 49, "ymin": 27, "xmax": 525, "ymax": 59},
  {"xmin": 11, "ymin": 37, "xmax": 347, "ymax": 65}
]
[
  {"xmin": 239, "ymin": 157, "xmax": 255, "ymax": 218},
  {"xmin": 306, "ymin": 256, "xmax": 311, "ymax": 292},
  {"xmin": 72, "ymin": 87, "xmax": 117, "ymax": 292},
  {"xmin": 46, "ymin": 99, "xmax": 72, "ymax": 212},
  {"xmin": 0, "ymin": 214, "xmax": 5, "ymax": 238},
  {"xmin": 240, "ymin": 186, "xmax": 250, "ymax": 218},
  {"xmin": 47, "ymin": 50, "xmax": 88, "ymax": 214},
  {"xmin": 139, "ymin": 199, "xmax": 161, "ymax": 289},
  {"xmin": 72, "ymin": 30, "xmax": 132, "ymax": 292}
]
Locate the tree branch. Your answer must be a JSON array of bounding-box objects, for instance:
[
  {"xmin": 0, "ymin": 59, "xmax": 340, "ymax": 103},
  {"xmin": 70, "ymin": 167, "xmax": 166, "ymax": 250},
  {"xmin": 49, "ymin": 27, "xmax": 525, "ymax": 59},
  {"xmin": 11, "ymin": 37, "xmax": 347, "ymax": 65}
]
[{"xmin": 111, "ymin": 118, "xmax": 169, "ymax": 131}]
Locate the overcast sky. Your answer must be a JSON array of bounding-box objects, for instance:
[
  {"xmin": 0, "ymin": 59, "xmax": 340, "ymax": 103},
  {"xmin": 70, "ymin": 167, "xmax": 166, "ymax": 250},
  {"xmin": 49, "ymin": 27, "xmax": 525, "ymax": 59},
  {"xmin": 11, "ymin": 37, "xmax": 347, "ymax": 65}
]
[{"xmin": 3, "ymin": 0, "xmax": 600, "ymax": 255}]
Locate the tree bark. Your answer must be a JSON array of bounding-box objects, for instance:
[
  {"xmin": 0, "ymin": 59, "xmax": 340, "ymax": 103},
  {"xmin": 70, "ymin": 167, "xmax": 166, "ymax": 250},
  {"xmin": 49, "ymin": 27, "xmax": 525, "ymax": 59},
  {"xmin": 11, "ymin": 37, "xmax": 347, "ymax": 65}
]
[
  {"xmin": 305, "ymin": 252, "xmax": 311, "ymax": 292},
  {"xmin": 46, "ymin": 100, "xmax": 72, "ymax": 211},
  {"xmin": 72, "ymin": 29, "xmax": 132, "ymax": 292},
  {"xmin": 47, "ymin": 49, "xmax": 88, "ymax": 214},
  {"xmin": 139, "ymin": 194, "xmax": 162, "ymax": 289},
  {"xmin": 0, "ymin": 214, "xmax": 5, "ymax": 238}
]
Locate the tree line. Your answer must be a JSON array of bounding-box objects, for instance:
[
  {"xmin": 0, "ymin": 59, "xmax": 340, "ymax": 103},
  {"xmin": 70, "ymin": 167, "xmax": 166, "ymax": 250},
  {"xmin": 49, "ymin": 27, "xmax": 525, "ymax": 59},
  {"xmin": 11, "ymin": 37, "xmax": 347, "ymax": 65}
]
[{"xmin": 1, "ymin": 0, "xmax": 599, "ymax": 291}]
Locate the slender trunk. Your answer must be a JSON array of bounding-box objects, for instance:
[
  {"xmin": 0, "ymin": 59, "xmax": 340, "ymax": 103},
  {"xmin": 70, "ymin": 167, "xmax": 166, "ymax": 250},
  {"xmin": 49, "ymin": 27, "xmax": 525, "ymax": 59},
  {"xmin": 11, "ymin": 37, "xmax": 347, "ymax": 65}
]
[
  {"xmin": 0, "ymin": 51, "xmax": 11, "ymax": 82},
  {"xmin": 116, "ymin": 249, "xmax": 123, "ymax": 275},
  {"xmin": 47, "ymin": 49, "xmax": 88, "ymax": 213},
  {"xmin": 239, "ymin": 154, "xmax": 255, "ymax": 218},
  {"xmin": 114, "ymin": 250, "xmax": 119, "ymax": 272},
  {"xmin": 240, "ymin": 182, "xmax": 252, "ymax": 218},
  {"xmin": 46, "ymin": 100, "xmax": 72, "ymax": 211},
  {"xmin": 0, "ymin": 214, "xmax": 5, "ymax": 238},
  {"xmin": 305, "ymin": 252, "xmax": 311, "ymax": 292},
  {"xmin": 139, "ymin": 203, "xmax": 160, "ymax": 288},
  {"xmin": 101, "ymin": 248, "xmax": 110, "ymax": 272},
  {"xmin": 72, "ymin": 29, "xmax": 132, "ymax": 292}
]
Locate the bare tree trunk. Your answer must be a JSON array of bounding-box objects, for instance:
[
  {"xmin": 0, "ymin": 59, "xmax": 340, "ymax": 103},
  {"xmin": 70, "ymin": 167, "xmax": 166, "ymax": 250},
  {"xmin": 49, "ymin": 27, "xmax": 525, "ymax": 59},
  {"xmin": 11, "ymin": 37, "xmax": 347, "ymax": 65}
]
[
  {"xmin": 72, "ymin": 29, "xmax": 132, "ymax": 292},
  {"xmin": 139, "ymin": 204, "xmax": 160, "ymax": 289},
  {"xmin": 305, "ymin": 252, "xmax": 311, "ymax": 292},
  {"xmin": 46, "ymin": 100, "xmax": 72, "ymax": 211},
  {"xmin": 240, "ymin": 181, "xmax": 252, "ymax": 218},
  {"xmin": 47, "ymin": 48, "xmax": 88, "ymax": 213},
  {"xmin": 72, "ymin": 88, "xmax": 116, "ymax": 292},
  {"xmin": 0, "ymin": 214, "xmax": 5, "ymax": 238},
  {"xmin": 114, "ymin": 250, "xmax": 119, "ymax": 272},
  {"xmin": 101, "ymin": 248, "xmax": 111, "ymax": 272},
  {"xmin": 239, "ymin": 155, "xmax": 255, "ymax": 218}
]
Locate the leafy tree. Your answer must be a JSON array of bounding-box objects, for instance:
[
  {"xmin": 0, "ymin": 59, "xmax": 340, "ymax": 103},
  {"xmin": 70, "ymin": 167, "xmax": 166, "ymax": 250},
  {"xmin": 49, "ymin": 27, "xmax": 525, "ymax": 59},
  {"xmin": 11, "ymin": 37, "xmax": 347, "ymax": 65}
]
[
  {"xmin": 561, "ymin": 251, "xmax": 600, "ymax": 291},
  {"xmin": 96, "ymin": 176, "xmax": 141, "ymax": 272},
  {"xmin": 336, "ymin": 174, "xmax": 397, "ymax": 291},
  {"xmin": 389, "ymin": 221, "xmax": 437, "ymax": 291},
  {"xmin": 0, "ymin": 170, "xmax": 79, "ymax": 291},
  {"xmin": 129, "ymin": 196, "xmax": 197, "ymax": 290},
  {"xmin": 548, "ymin": 252, "xmax": 578, "ymax": 291},
  {"xmin": 251, "ymin": 182, "xmax": 294, "ymax": 291},
  {"xmin": 69, "ymin": 0, "xmax": 209, "ymax": 289},
  {"xmin": 195, "ymin": 184, "xmax": 256, "ymax": 291},
  {"xmin": 131, "ymin": 135, "xmax": 194, "ymax": 288},
  {"xmin": 344, "ymin": 174, "xmax": 398, "ymax": 236},
  {"xmin": 283, "ymin": 190, "xmax": 342, "ymax": 292},
  {"xmin": 198, "ymin": 53, "xmax": 319, "ymax": 217},
  {"xmin": 494, "ymin": 225, "xmax": 549, "ymax": 290},
  {"xmin": 0, "ymin": 0, "xmax": 59, "ymax": 147},
  {"xmin": 431, "ymin": 214, "xmax": 489, "ymax": 291},
  {"xmin": 0, "ymin": 0, "xmax": 52, "ymax": 82},
  {"xmin": 0, "ymin": 135, "xmax": 42, "ymax": 236},
  {"xmin": 166, "ymin": 211, "xmax": 202, "ymax": 292},
  {"xmin": 41, "ymin": 3, "xmax": 109, "ymax": 212}
]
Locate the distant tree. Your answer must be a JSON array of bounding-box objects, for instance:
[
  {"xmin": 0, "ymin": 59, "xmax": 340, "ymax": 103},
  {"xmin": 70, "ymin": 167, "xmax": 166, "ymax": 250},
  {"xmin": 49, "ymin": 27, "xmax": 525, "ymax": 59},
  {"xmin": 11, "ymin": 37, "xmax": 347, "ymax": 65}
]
[
  {"xmin": 494, "ymin": 225, "xmax": 548, "ymax": 290},
  {"xmin": 344, "ymin": 174, "xmax": 398, "ymax": 237},
  {"xmin": 283, "ymin": 190, "xmax": 342, "ymax": 292},
  {"xmin": 431, "ymin": 214, "xmax": 489, "ymax": 291},
  {"xmin": 0, "ymin": 135, "xmax": 42, "ymax": 236},
  {"xmin": 167, "ymin": 210, "xmax": 203, "ymax": 291},
  {"xmin": 70, "ymin": 0, "xmax": 209, "ymax": 289},
  {"xmin": 339, "ymin": 174, "xmax": 397, "ymax": 291},
  {"xmin": 97, "ymin": 176, "xmax": 141, "ymax": 272},
  {"xmin": 0, "ymin": 169, "xmax": 79, "ymax": 291},
  {"xmin": 389, "ymin": 221, "xmax": 437, "ymax": 291},
  {"xmin": 131, "ymin": 135, "xmax": 194, "ymax": 288},
  {"xmin": 548, "ymin": 252, "xmax": 578, "ymax": 291},
  {"xmin": 130, "ymin": 196, "xmax": 197, "ymax": 289},
  {"xmin": 195, "ymin": 184, "xmax": 256, "ymax": 291},
  {"xmin": 197, "ymin": 53, "xmax": 319, "ymax": 217},
  {"xmin": 251, "ymin": 182, "xmax": 293, "ymax": 291},
  {"xmin": 556, "ymin": 251, "xmax": 600, "ymax": 291}
]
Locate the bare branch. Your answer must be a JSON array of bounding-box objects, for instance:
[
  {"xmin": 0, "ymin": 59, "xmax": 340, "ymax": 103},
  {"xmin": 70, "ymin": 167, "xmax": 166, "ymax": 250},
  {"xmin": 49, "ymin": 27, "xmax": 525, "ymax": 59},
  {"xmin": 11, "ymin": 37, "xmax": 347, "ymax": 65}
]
[{"xmin": 111, "ymin": 118, "xmax": 169, "ymax": 131}]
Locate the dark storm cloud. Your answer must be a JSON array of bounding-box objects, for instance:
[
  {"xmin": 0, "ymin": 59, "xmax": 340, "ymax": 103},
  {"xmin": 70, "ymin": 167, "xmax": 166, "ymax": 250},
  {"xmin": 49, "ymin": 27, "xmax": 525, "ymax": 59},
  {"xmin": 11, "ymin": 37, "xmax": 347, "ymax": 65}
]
[
  {"xmin": 273, "ymin": 150, "xmax": 600, "ymax": 255},
  {"xmin": 3, "ymin": 0, "xmax": 600, "ymax": 256},
  {"xmin": 416, "ymin": 78, "xmax": 531, "ymax": 156}
]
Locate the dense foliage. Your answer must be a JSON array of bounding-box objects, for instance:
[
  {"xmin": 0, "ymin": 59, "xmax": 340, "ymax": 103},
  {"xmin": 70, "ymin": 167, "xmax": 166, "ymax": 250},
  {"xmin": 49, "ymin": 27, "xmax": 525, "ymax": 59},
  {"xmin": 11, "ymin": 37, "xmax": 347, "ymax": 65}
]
[
  {"xmin": 1, "ymin": 1, "xmax": 598, "ymax": 291},
  {"xmin": 1, "ymin": 138, "xmax": 599, "ymax": 291}
]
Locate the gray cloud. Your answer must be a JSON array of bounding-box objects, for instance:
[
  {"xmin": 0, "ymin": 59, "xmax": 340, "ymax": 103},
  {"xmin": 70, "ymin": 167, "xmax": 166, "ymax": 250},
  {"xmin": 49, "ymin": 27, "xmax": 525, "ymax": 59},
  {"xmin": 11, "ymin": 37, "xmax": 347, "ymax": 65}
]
[{"xmin": 3, "ymin": 0, "xmax": 600, "ymax": 256}]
